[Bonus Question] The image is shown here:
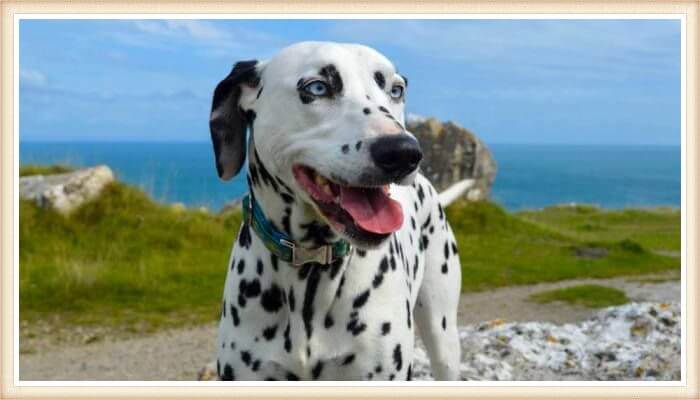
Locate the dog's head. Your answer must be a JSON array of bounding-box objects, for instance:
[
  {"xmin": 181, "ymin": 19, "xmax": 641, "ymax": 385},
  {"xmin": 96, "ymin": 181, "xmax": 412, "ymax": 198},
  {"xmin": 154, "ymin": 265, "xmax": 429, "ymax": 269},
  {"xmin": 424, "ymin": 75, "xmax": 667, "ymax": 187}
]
[{"xmin": 210, "ymin": 41, "xmax": 422, "ymax": 247}]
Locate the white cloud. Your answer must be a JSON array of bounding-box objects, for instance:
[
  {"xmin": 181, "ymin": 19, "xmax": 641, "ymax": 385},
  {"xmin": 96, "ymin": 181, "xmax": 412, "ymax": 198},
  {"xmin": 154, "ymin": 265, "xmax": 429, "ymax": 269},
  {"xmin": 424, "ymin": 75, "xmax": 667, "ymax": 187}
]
[
  {"xmin": 20, "ymin": 68, "xmax": 48, "ymax": 88},
  {"xmin": 132, "ymin": 20, "xmax": 227, "ymax": 41}
]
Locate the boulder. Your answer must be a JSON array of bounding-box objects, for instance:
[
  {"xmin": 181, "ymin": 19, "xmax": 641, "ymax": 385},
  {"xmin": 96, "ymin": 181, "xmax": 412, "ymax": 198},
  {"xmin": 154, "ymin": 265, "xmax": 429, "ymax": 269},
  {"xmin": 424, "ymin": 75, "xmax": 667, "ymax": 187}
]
[
  {"xmin": 408, "ymin": 117, "xmax": 497, "ymax": 201},
  {"xmin": 19, "ymin": 165, "xmax": 115, "ymax": 214}
]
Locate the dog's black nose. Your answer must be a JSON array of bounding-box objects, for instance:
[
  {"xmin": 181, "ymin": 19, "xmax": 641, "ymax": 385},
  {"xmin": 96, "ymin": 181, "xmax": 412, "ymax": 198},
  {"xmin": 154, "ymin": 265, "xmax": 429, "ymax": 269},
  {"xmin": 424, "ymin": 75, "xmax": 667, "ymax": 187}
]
[{"xmin": 370, "ymin": 135, "xmax": 423, "ymax": 179}]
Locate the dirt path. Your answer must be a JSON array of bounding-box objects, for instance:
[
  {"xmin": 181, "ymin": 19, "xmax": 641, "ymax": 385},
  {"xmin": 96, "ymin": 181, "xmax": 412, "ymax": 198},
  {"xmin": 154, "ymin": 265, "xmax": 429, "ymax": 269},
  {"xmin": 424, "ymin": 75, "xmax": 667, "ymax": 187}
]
[{"xmin": 19, "ymin": 274, "xmax": 680, "ymax": 381}]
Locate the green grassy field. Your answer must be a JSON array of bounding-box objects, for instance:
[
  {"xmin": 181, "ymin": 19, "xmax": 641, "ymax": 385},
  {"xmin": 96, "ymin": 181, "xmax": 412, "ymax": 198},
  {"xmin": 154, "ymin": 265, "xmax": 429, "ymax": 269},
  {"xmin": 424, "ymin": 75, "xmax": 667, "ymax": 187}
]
[
  {"xmin": 19, "ymin": 167, "xmax": 680, "ymax": 333},
  {"xmin": 529, "ymin": 284, "xmax": 630, "ymax": 308}
]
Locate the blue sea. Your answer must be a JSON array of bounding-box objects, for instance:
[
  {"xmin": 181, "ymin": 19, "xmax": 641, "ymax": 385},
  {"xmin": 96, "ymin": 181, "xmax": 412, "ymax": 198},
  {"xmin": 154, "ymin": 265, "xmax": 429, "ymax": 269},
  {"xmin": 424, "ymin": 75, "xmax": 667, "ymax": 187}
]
[{"xmin": 19, "ymin": 142, "xmax": 681, "ymax": 211}]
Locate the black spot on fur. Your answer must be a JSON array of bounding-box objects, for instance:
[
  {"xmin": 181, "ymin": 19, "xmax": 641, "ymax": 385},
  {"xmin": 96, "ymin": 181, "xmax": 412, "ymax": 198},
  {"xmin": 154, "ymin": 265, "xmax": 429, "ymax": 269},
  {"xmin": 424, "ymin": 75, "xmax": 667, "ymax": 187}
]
[
  {"xmin": 238, "ymin": 223, "xmax": 252, "ymax": 249},
  {"xmin": 352, "ymin": 290, "xmax": 370, "ymax": 308},
  {"xmin": 256, "ymin": 86, "xmax": 263, "ymax": 99},
  {"xmin": 286, "ymin": 372, "xmax": 300, "ymax": 380},
  {"xmin": 300, "ymin": 221, "xmax": 335, "ymax": 247},
  {"xmin": 302, "ymin": 266, "xmax": 322, "ymax": 339},
  {"xmin": 230, "ymin": 304, "xmax": 240, "ymax": 326},
  {"xmin": 221, "ymin": 363, "xmax": 234, "ymax": 380},
  {"xmin": 328, "ymin": 258, "xmax": 343, "ymax": 279},
  {"xmin": 375, "ymin": 365, "xmax": 382, "ymax": 373},
  {"xmin": 288, "ymin": 287, "xmax": 296, "ymax": 312},
  {"xmin": 442, "ymin": 316, "xmax": 447, "ymax": 330},
  {"xmin": 253, "ymin": 150, "xmax": 279, "ymax": 193},
  {"xmin": 280, "ymin": 192, "xmax": 294, "ymax": 204},
  {"xmin": 239, "ymin": 279, "xmax": 261, "ymax": 298},
  {"xmin": 282, "ymin": 207, "xmax": 292, "ymax": 235},
  {"xmin": 372, "ymin": 256, "xmax": 390, "ymax": 289},
  {"xmin": 355, "ymin": 141, "xmax": 363, "ymax": 150},
  {"xmin": 381, "ymin": 322, "xmax": 391, "ymax": 335},
  {"xmin": 311, "ymin": 361, "xmax": 324, "ymax": 379},
  {"xmin": 324, "ymin": 313, "xmax": 334, "ymax": 328},
  {"xmin": 417, "ymin": 185, "xmax": 425, "ymax": 203},
  {"xmin": 441, "ymin": 263, "xmax": 448, "ymax": 274},
  {"xmin": 374, "ymin": 71, "xmax": 386, "ymax": 89},
  {"xmin": 407, "ymin": 364, "xmax": 413, "ymax": 380},
  {"xmin": 263, "ymin": 324, "xmax": 278, "ymax": 340},
  {"xmin": 319, "ymin": 64, "xmax": 344, "ymax": 94},
  {"xmin": 411, "ymin": 217, "xmax": 416, "ymax": 230},
  {"xmin": 393, "ymin": 344, "xmax": 403, "ymax": 371},
  {"xmin": 270, "ymin": 253, "xmax": 279, "ymax": 271},
  {"xmin": 342, "ymin": 354, "xmax": 355, "ymax": 366},
  {"xmin": 257, "ymin": 259, "xmax": 264, "ymax": 275},
  {"xmin": 260, "ymin": 284, "xmax": 284, "ymax": 312},
  {"xmin": 356, "ymin": 249, "xmax": 367, "ymax": 257},
  {"xmin": 341, "ymin": 144, "xmax": 350, "ymax": 154},
  {"xmin": 363, "ymin": 107, "xmax": 371, "ymax": 115},
  {"xmin": 452, "ymin": 241, "xmax": 459, "ymax": 257},
  {"xmin": 378, "ymin": 105, "xmax": 389, "ymax": 113},
  {"xmin": 241, "ymin": 351, "xmax": 252, "ymax": 366},
  {"xmin": 283, "ymin": 323, "xmax": 292, "ymax": 353},
  {"xmin": 347, "ymin": 315, "xmax": 367, "ymax": 336},
  {"xmin": 336, "ymin": 274, "xmax": 346, "ymax": 299},
  {"xmin": 444, "ymin": 242, "xmax": 450, "ymax": 259},
  {"xmin": 251, "ymin": 359, "xmax": 261, "ymax": 372},
  {"xmin": 406, "ymin": 300, "xmax": 412, "ymax": 329}
]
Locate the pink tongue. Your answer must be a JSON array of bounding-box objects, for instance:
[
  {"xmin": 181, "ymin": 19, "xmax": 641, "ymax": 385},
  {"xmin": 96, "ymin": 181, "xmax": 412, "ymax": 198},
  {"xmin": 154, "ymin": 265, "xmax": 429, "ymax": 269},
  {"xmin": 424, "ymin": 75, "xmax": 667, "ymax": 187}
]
[{"xmin": 339, "ymin": 187, "xmax": 404, "ymax": 234}]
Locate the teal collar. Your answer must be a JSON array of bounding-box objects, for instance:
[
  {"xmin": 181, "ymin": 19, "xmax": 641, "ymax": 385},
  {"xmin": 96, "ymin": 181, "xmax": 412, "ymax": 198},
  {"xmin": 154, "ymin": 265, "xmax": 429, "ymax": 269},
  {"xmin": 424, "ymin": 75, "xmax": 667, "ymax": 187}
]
[{"xmin": 242, "ymin": 195, "xmax": 352, "ymax": 267}]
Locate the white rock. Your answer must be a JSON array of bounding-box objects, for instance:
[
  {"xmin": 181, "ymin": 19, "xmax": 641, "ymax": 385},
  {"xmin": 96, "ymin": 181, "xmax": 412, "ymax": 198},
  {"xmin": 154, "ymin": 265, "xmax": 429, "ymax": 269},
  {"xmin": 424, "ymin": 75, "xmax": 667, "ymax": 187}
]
[
  {"xmin": 19, "ymin": 165, "xmax": 115, "ymax": 214},
  {"xmin": 412, "ymin": 302, "xmax": 680, "ymax": 381}
]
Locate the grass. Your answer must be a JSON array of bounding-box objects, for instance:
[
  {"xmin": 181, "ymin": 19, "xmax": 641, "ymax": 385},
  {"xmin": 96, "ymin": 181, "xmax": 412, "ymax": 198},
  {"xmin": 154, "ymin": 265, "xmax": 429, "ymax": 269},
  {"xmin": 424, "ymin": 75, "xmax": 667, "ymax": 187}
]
[
  {"xmin": 19, "ymin": 169, "xmax": 680, "ymax": 334},
  {"xmin": 445, "ymin": 201, "xmax": 679, "ymax": 292},
  {"xmin": 529, "ymin": 284, "xmax": 630, "ymax": 308},
  {"xmin": 19, "ymin": 164, "xmax": 74, "ymax": 177},
  {"xmin": 20, "ymin": 181, "xmax": 241, "ymax": 332},
  {"xmin": 517, "ymin": 204, "xmax": 681, "ymax": 252}
]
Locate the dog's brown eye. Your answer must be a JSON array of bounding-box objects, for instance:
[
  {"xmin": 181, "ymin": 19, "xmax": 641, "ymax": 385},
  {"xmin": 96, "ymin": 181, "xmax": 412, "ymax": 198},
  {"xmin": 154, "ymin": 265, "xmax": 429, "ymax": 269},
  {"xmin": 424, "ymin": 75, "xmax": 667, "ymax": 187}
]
[
  {"xmin": 390, "ymin": 84, "xmax": 404, "ymax": 99},
  {"xmin": 303, "ymin": 80, "xmax": 329, "ymax": 96}
]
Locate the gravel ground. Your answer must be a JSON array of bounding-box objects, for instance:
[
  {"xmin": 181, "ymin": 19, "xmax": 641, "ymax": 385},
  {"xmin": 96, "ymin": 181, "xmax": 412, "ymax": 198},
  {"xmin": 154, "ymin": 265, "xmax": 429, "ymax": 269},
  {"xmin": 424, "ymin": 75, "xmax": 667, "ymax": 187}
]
[{"xmin": 19, "ymin": 274, "xmax": 680, "ymax": 381}]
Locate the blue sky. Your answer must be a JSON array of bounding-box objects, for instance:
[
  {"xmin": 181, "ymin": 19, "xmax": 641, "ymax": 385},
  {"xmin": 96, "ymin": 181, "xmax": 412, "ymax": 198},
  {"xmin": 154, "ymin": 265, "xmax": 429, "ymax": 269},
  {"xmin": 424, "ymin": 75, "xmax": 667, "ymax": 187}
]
[{"xmin": 19, "ymin": 19, "xmax": 681, "ymax": 145}]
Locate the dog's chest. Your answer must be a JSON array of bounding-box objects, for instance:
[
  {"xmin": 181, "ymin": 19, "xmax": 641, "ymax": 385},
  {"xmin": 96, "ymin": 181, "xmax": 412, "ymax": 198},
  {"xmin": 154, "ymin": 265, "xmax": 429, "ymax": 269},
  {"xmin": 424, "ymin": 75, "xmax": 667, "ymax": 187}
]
[{"xmin": 217, "ymin": 227, "xmax": 423, "ymax": 380}]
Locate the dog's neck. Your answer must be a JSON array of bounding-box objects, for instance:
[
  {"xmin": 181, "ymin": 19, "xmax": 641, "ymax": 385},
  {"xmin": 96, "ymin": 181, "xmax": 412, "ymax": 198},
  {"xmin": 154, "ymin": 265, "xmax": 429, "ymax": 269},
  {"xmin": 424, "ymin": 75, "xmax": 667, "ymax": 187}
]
[
  {"xmin": 247, "ymin": 146, "xmax": 343, "ymax": 250},
  {"xmin": 246, "ymin": 146, "xmax": 349, "ymax": 323}
]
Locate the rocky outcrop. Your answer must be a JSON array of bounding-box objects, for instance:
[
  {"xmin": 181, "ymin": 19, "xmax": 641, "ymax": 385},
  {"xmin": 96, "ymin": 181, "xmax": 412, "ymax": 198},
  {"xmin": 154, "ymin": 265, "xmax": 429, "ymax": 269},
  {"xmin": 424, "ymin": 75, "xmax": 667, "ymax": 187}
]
[
  {"xmin": 408, "ymin": 117, "xmax": 497, "ymax": 201},
  {"xmin": 413, "ymin": 302, "xmax": 680, "ymax": 381},
  {"xmin": 19, "ymin": 165, "xmax": 115, "ymax": 214}
]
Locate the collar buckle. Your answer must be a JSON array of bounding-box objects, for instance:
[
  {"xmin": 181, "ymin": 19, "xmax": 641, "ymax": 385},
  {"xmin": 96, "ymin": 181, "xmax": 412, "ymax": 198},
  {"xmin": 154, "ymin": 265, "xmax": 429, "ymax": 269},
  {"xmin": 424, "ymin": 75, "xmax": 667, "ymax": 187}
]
[{"xmin": 281, "ymin": 239, "xmax": 334, "ymax": 267}]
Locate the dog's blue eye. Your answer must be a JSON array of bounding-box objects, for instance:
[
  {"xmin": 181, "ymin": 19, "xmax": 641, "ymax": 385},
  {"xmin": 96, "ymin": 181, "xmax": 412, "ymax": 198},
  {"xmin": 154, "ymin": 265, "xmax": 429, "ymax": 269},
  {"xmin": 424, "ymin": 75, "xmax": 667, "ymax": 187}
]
[
  {"xmin": 304, "ymin": 81, "xmax": 329, "ymax": 96},
  {"xmin": 390, "ymin": 85, "xmax": 404, "ymax": 99}
]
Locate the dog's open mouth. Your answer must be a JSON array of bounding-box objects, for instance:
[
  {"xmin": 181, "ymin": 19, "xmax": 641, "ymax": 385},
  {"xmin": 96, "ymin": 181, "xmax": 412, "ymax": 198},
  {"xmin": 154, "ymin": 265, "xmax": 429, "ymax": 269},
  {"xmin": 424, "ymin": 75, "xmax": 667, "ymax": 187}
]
[{"xmin": 293, "ymin": 165, "xmax": 404, "ymax": 241}]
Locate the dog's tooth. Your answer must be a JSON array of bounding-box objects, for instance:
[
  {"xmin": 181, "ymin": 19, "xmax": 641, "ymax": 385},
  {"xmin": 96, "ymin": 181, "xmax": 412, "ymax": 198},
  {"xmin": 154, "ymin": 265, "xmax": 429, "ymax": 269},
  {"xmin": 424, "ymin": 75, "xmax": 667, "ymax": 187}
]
[
  {"xmin": 315, "ymin": 174, "xmax": 327, "ymax": 186},
  {"xmin": 322, "ymin": 184, "xmax": 333, "ymax": 195}
]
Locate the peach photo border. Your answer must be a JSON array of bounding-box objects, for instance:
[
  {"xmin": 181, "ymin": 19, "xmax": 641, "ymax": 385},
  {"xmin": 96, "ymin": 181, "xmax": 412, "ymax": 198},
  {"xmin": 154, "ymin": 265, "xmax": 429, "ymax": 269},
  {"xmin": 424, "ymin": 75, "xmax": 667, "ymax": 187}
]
[{"xmin": 1, "ymin": 1, "xmax": 698, "ymax": 399}]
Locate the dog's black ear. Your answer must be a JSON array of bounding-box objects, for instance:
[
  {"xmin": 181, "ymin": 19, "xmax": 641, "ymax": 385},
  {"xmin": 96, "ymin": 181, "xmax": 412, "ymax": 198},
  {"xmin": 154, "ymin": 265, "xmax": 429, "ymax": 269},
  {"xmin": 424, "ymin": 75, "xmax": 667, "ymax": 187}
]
[{"xmin": 209, "ymin": 60, "xmax": 260, "ymax": 180}]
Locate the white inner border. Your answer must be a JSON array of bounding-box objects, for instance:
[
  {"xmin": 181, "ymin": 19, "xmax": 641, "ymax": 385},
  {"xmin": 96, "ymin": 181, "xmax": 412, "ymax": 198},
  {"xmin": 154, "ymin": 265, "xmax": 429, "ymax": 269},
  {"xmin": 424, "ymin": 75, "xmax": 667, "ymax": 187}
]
[{"xmin": 12, "ymin": 13, "xmax": 687, "ymax": 388}]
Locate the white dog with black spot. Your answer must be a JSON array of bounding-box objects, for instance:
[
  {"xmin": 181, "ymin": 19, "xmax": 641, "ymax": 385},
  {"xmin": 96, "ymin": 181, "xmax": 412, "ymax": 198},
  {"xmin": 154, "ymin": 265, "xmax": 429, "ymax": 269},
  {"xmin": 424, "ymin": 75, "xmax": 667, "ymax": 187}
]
[{"xmin": 210, "ymin": 41, "xmax": 462, "ymax": 381}]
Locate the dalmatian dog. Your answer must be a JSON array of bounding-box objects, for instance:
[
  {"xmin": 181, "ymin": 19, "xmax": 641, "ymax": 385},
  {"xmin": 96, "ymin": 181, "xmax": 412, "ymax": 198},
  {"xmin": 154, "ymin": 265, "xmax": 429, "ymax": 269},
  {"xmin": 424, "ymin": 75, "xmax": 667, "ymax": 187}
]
[{"xmin": 210, "ymin": 41, "xmax": 462, "ymax": 381}]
